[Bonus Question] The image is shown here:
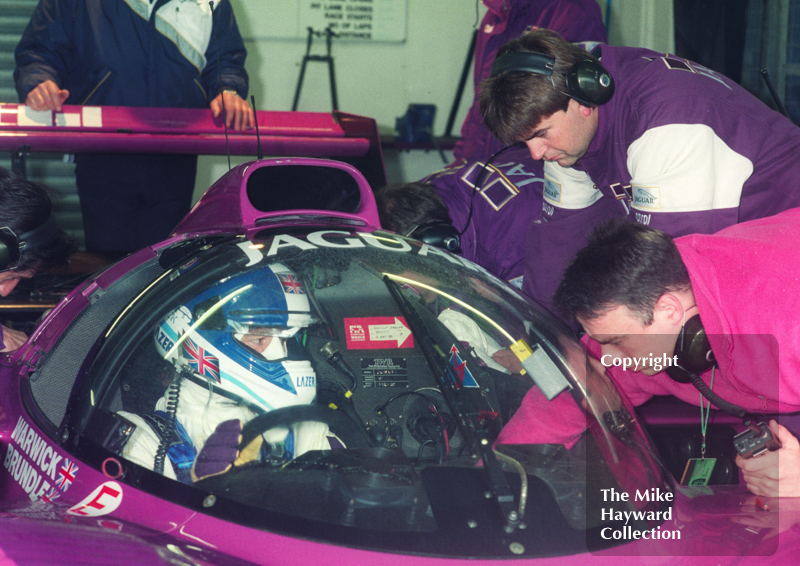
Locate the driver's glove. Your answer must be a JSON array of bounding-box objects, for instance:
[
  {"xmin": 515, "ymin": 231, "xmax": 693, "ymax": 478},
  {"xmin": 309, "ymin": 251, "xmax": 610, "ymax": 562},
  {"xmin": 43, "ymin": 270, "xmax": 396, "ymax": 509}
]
[{"xmin": 191, "ymin": 419, "xmax": 263, "ymax": 482}]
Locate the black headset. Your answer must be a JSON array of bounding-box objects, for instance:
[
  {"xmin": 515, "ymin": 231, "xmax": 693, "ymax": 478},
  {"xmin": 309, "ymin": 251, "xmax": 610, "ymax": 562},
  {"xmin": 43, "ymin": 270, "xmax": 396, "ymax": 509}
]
[
  {"xmin": 406, "ymin": 222, "xmax": 462, "ymax": 254},
  {"xmin": 0, "ymin": 216, "xmax": 58, "ymax": 272},
  {"xmin": 664, "ymin": 313, "xmax": 756, "ymax": 419},
  {"xmin": 489, "ymin": 51, "xmax": 615, "ymax": 107},
  {"xmin": 665, "ymin": 314, "xmax": 716, "ymax": 384}
]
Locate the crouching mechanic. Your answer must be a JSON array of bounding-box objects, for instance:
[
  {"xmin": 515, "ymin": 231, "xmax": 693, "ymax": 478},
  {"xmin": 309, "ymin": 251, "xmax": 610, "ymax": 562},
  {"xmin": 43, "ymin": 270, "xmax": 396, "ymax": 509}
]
[
  {"xmin": 118, "ymin": 263, "xmax": 342, "ymax": 483},
  {"xmin": 552, "ymin": 211, "xmax": 800, "ymax": 498},
  {"xmin": 375, "ymin": 144, "xmax": 546, "ymax": 290},
  {"xmin": 480, "ymin": 28, "xmax": 800, "ymax": 313}
]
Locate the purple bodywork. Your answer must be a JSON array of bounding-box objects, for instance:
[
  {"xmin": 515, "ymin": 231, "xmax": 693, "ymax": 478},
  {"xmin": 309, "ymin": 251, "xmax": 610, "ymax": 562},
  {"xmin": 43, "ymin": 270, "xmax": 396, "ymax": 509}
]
[{"xmin": 0, "ymin": 107, "xmax": 797, "ymax": 566}]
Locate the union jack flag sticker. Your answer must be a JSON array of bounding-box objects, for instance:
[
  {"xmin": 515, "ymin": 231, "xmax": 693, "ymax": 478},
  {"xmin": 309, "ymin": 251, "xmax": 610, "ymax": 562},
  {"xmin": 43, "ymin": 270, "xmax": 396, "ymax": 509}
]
[
  {"xmin": 278, "ymin": 273, "xmax": 305, "ymax": 295},
  {"xmin": 183, "ymin": 338, "xmax": 221, "ymax": 382},
  {"xmin": 56, "ymin": 458, "xmax": 79, "ymax": 491},
  {"xmin": 41, "ymin": 487, "xmax": 61, "ymax": 503},
  {"xmin": 447, "ymin": 345, "xmax": 480, "ymax": 389}
]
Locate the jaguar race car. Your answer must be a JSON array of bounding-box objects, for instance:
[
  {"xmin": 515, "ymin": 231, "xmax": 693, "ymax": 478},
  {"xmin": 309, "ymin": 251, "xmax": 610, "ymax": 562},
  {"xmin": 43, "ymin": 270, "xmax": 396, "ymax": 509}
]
[{"xmin": 0, "ymin": 108, "xmax": 798, "ymax": 565}]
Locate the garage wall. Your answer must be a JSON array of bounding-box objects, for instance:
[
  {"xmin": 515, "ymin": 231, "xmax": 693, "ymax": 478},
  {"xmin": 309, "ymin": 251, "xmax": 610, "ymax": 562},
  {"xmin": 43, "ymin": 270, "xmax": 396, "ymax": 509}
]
[
  {"xmin": 197, "ymin": 0, "xmax": 676, "ymax": 194},
  {"xmin": 196, "ymin": 0, "xmax": 488, "ymax": 193},
  {"xmin": 1, "ymin": 0, "xmax": 676, "ymax": 246}
]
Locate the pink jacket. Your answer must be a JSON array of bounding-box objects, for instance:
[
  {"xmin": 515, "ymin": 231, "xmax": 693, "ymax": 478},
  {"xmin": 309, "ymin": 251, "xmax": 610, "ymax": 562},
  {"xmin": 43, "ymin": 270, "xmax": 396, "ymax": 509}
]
[{"xmin": 595, "ymin": 208, "xmax": 800, "ymax": 414}]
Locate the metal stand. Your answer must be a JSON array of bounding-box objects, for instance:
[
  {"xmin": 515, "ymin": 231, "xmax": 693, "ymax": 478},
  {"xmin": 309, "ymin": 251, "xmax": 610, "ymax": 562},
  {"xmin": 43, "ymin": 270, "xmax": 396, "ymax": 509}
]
[
  {"xmin": 292, "ymin": 27, "xmax": 339, "ymax": 111},
  {"xmin": 444, "ymin": 30, "xmax": 477, "ymax": 138}
]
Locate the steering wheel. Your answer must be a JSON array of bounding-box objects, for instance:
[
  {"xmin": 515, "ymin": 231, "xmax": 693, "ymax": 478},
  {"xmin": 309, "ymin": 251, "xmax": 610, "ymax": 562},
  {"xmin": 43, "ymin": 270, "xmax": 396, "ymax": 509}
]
[{"xmin": 240, "ymin": 404, "xmax": 372, "ymax": 450}]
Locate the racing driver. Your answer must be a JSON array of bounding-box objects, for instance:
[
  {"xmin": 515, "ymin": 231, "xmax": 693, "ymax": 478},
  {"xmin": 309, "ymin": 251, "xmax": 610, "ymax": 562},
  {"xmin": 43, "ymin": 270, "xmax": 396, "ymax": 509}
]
[{"xmin": 117, "ymin": 263, "xmax": 341, "ymax": 483}]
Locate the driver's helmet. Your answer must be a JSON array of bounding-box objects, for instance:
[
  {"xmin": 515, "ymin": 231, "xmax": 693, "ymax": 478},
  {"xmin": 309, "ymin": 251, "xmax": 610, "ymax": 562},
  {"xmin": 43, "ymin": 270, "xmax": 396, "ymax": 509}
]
[{"xmin": 154, "ymin": 263, "xmax": 318, "ymax": 413}]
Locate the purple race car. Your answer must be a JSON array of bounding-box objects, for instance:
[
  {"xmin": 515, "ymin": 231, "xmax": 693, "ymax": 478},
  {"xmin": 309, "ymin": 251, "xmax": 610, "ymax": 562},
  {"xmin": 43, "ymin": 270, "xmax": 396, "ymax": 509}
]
[{"xmin": 0, "ymin": 108, "xmax": 797, "ymax": 566}]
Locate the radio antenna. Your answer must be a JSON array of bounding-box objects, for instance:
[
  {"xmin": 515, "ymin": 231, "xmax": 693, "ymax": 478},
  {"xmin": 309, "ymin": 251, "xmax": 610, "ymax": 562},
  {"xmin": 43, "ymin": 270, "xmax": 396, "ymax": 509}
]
[
  {"xmin": 251, "ymin": 95, "xmax": 263, "ymax": 160},
  {"xmin": 210, "ymin": 1, "xmax": 231, "ymax": 170},
  {"xmin": 760, "ymin": 68, "xmax": 792, "ymax": 121}
]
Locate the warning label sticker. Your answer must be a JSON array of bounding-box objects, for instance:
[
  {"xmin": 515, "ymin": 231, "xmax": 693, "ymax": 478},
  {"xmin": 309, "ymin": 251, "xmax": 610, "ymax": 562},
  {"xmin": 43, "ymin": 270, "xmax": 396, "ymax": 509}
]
[{"xmin": 344, "ymin": 317, "xmax": 413, "ymax": 349}]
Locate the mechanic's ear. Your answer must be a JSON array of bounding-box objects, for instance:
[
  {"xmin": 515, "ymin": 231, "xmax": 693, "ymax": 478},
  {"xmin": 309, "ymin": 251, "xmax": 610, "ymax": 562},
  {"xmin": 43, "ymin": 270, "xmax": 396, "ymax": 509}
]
[
  {"xmin": 653, "ymin": 293, "xmax": 684, "ymax": 328},
  {"xmin": 577, "ymin": 101, "xmax": 594, "ymax": 116}
]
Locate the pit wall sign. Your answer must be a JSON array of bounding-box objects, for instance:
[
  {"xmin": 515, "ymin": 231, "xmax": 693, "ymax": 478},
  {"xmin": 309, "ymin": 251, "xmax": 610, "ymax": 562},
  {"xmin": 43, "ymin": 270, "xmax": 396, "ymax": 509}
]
[{"xmin": 247, "ymin": 0, "xmax": 407, "ymax": 42}]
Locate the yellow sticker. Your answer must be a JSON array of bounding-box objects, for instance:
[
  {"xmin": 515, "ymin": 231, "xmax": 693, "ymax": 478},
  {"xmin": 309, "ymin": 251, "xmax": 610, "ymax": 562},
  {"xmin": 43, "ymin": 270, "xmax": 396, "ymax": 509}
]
[{"xmin": 510, "ymin": 339, "xmax": 533, "ymax": 361}]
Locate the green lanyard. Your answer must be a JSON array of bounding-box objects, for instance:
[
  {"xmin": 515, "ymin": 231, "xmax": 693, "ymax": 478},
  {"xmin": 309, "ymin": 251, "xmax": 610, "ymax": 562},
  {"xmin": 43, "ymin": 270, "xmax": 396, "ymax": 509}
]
[{"xmin": 700, "ymin": 367, "xmax": 716, "ymax": 459}]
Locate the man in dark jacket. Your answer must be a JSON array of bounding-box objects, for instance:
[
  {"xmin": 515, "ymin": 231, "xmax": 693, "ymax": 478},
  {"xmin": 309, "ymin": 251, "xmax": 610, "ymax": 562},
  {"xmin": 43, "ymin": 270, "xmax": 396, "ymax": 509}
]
[{"xmin": 14, "ymin": 0, "xmax": 254, "ymax": 257}]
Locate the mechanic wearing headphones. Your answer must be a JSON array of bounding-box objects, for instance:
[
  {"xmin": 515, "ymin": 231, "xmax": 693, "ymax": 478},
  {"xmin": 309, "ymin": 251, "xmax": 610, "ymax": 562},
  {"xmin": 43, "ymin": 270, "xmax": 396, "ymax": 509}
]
[
  {"xmin": 552, "ymin": 211, "xmax": 800, "ymax": 498},
  {"xmin": 0, "ymin": 168, "xmax": 75, "ymax": 352},
  {"xmin": 454, "ymin": 0, "xmax": 607, "ymax": 163},
  {"xmin": 375, "ymin": 144, "xmax": 543, "ymax": 291},
  {"xmin": 480, "ymin": 29, "xmax": 800, "ymax": 314}
]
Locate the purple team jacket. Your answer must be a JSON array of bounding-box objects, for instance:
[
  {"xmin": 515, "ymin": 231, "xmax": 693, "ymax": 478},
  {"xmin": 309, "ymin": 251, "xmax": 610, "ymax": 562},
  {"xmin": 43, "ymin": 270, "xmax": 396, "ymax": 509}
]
[{"xmin": 453, "ymin": 0, "xmax": 607, "ymax": 162}]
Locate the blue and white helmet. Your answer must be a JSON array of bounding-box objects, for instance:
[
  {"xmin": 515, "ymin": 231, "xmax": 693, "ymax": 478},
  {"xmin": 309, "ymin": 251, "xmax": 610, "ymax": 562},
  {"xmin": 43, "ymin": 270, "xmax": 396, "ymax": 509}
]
[{"xmin": 154, "ymin": 263, "xmax": 318, "ymax": 413}]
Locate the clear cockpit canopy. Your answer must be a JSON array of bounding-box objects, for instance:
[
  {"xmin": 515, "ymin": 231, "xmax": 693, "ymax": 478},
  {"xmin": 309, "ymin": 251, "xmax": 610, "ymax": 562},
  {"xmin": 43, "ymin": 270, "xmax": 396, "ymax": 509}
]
[{"xmin": 71, "ymin": 228, "xmax": 669, "ymax": 556}]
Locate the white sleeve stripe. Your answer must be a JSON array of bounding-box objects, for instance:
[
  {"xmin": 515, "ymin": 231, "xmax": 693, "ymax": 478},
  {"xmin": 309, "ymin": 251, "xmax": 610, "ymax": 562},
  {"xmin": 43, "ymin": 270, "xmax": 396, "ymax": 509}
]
[
  {"xmin": 542, "ymin": 161, "xmax": 604, "ymax": 209},
  {"xmin": 627, "ymin": 124, "xmax": 752, "ymax": 212}
]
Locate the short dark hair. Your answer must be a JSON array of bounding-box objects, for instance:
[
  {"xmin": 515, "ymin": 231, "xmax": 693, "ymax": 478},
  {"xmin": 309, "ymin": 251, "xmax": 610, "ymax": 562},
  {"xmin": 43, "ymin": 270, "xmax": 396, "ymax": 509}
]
[
  {"xmin": 374, "ymin": 182, "xmax": 453, "ymax": 236},
  {"xmin": 479, "ymin": 28, "xmax": 601, "ymax": 145},
  {"xmin": 0, "ymin": 168, "xmax": 76, "ymax": 273},
  {"xmin": 552, "ymin": 220, "xmax": 691, "ymax": 325}
]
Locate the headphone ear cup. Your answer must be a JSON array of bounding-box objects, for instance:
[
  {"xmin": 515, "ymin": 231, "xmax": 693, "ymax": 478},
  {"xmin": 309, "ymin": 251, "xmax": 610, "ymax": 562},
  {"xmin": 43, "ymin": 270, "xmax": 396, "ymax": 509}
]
[
  {"xmin": 565, "ymin": 60, "xmax": 615, "ymax": 106},
  {"xmin": 412, "ymin": 222, "xmax": 462, "ymax": 254},
  {"xmin": 666, "ymin": 315, "xmax": 715, "ymax": 383},
  {"xmin": 0, "ymin": 230, "xmax": 17, "ymax": 273},
  {"xmin": 0, "ymin": 245, "xmax": 11, "ymax": 272}
]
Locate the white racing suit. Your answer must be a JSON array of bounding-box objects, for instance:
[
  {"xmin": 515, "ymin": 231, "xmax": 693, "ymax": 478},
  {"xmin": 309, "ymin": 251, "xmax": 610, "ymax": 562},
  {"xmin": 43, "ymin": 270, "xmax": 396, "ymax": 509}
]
[{"xmin": 119, "ymin": 379, "xmax": 339, "ymax": 483}]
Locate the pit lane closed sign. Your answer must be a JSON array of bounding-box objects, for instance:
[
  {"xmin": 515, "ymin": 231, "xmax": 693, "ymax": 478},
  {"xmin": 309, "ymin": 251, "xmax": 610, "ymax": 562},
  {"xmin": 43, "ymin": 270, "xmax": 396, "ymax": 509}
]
[{"xmin": 248, "ymin": 0, "xmax": 407, "ymax": 42}]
